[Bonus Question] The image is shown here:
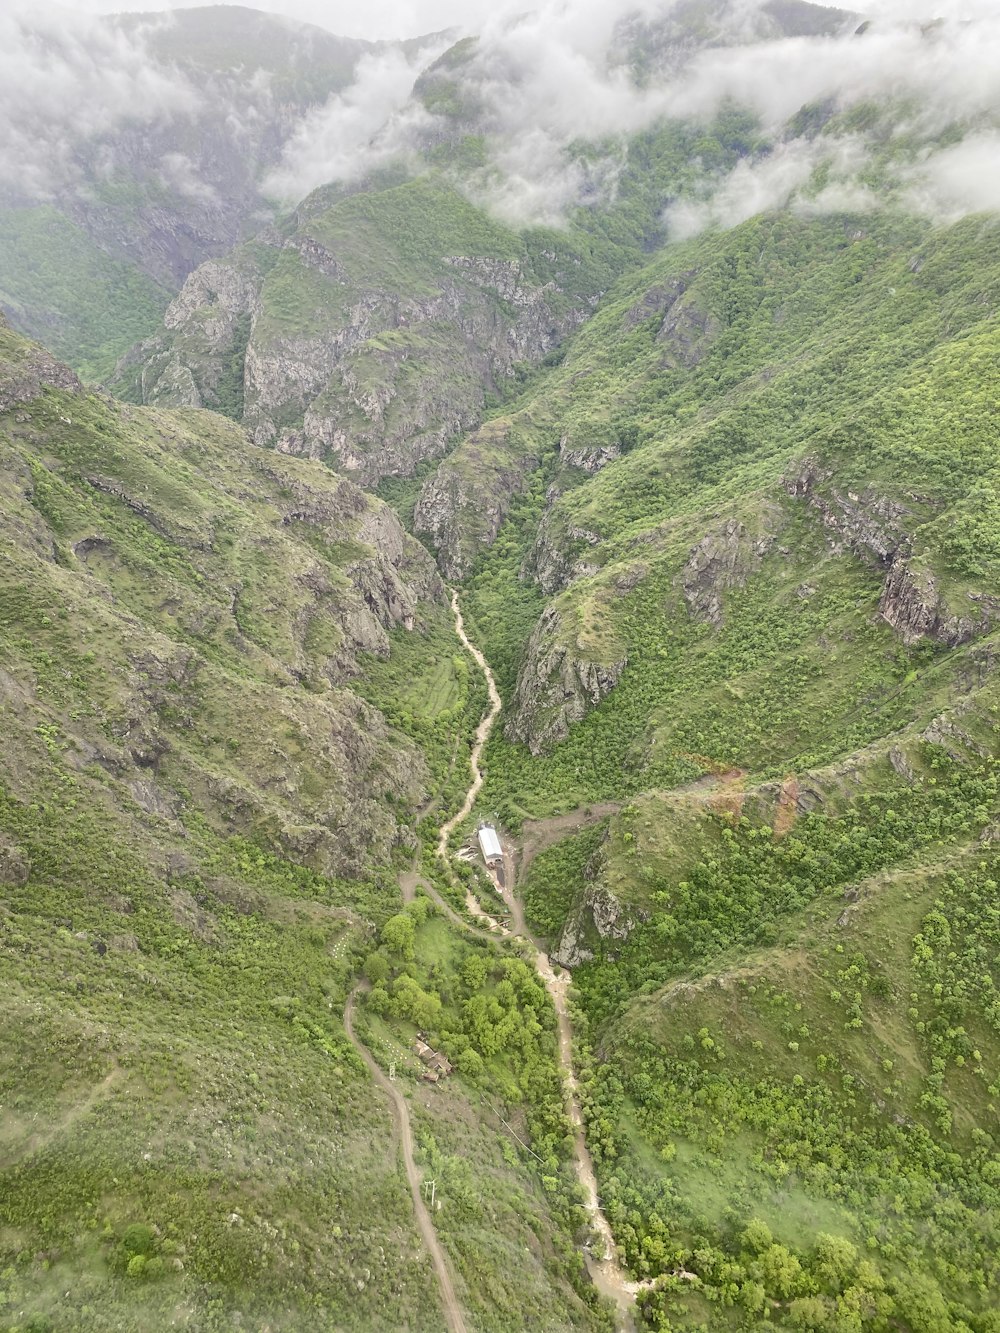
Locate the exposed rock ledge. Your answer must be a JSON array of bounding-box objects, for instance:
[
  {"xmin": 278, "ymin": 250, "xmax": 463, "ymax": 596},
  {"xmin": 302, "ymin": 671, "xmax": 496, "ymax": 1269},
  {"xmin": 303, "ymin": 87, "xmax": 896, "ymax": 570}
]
[
  {"xmin": 523, "ymin": 512, "xmax": 602, "ymax": 595},
  {"xmin": 681, "ymin": 507, "xmax": 783, "ymax": 626},
  {"xmin": 414, "ymin": 426, "xmax": 537, "ymax": 581},
  {"xmin": 785, "ymin": 458, "xmax": 999, "ymax": 647},
  {"xmin": 505, "ymin": 605, "xmax": 627, "ymax": 755},
  {"xmin": 0, "ymin": 314, "xmax": 82, "ymax": 411},
  {"xmin": 552, "ymin": 882, "xmax": 644, "ymax": 968}
]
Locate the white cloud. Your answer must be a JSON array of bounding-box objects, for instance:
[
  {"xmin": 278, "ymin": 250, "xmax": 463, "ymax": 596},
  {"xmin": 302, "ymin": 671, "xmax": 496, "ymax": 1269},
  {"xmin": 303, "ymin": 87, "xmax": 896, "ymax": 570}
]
[
  {"xmin": 5, "ymin": 0, "xmax": 1000, "ymax": 233},
  {"xmin": 663, "ymin": 13, "xmax": 1000, "ymax": 131},
  {"xmin": 665, "ymin": 136, "xmax": 874, "ymax": 237},
  {"xmin": 0, "ymin": 7, "xmax": 201, "ymax": 197},
  {"xmin": 263, "ymin": 41, "xmax": 450, "ymax": 201},
  {"xmin": 902, "ymin": 134, "xmax": 1000, "ymax": 220},
  {"xmin": 159, "ymin": 151, "xmax": 220, "ymax": 205}
]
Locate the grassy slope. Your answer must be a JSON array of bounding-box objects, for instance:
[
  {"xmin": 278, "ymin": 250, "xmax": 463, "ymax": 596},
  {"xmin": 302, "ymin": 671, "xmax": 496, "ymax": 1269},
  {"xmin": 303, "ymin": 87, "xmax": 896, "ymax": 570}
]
[
  {"xmin": 453, "ymin": 211, "xmax": 1000, "ymax": 1329},
  {"xmin": 464, "ymin": 212, "xmax": 1000, "ymax": 814},
  {"xmin": 0, "ymin": 322, "xmax": 593, "ymax": 1330},
  {"xmin": 0, "ymin": 207, "xmax": 170, "ymax": 381}
]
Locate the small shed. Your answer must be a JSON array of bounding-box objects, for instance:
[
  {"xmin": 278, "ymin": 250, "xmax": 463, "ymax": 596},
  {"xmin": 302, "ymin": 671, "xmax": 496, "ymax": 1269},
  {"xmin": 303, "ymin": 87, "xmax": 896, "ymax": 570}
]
[
  {"xmin": 477, "ymin": 824, "xmax": 503, "ymax": 866},
  {"xmin": 415, "ymin": 1036, "xmax": 453, "ymax": 1077}
]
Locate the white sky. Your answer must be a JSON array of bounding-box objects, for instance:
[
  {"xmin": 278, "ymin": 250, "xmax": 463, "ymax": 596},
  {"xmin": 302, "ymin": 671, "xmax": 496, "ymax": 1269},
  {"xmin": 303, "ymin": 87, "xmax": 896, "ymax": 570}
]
[
  {"xmin": 38, "ymin": 0, "xmax": 489, "ymax": 39},
  {"xmin": 34, "ymin": 0, "xmax": 1000, "ymax": 43}
]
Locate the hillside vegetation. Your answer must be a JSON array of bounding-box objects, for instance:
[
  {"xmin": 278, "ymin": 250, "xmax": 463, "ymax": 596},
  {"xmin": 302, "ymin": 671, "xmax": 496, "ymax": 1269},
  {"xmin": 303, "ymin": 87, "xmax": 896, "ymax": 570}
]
[
  {"xmin": 0, "ymin": 316, "xmax": 603, "ymax": 1331},
  {"xmin": 112, "ymin": 111, "xmax": 761, "ymax": 496},
  {"xmin": 5, "ymin": 3, "xmax": 1000, "ymax": 1327},
  {"xmin": 447, "ymin": 208, "xmax": 1000, "ymax": 1328}
]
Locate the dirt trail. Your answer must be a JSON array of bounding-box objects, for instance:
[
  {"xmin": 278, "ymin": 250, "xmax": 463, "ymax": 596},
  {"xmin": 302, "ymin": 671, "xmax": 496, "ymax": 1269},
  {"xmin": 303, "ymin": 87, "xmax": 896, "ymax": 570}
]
[
  {"xmin": 343, "ymin": 986, "xmax": 468, "ymax": 1333},
  {"xmin": 436, "ymin": 591, "xmax": 502, "ymax": 864},
  {"xmin": 439, "ymin": 592, "xmax": 649, "ymax": 1330},
  {"xmin": 4, "ymin": 1062, "xmax": 123, "ymax": 1166},
  {"xmin": 516, "ymin": 801, "xmax": 624, "ymax": 885}
]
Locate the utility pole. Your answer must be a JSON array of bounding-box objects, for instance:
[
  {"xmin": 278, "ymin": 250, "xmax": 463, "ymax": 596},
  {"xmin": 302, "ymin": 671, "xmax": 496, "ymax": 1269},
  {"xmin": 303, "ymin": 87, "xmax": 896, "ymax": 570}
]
[
  {"xmin": 388, "ymin": 1060, "xmax": 396, "ymax": 1081},
  {"xmin": 423, "ymin": 1179, "xmax": 436, "ymax": 1210}
]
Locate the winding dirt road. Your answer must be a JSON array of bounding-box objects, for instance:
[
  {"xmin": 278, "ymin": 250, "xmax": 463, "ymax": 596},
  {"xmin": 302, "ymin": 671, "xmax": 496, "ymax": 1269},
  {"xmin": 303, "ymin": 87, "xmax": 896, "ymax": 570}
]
[
  {"xmin": 343, "ymin": 985, "xmax": 468, "ymax": 1333},
  {"xmin": 436, "ymin": 592, "xmax": 502, "ymax": 863},
  {"xmin": 441, "ymin": 592, "xmax": 649, "ymax": 1330},
  {"xmin": 345, "ymin": 589, "xmax": 645, "ymax": 1331}
]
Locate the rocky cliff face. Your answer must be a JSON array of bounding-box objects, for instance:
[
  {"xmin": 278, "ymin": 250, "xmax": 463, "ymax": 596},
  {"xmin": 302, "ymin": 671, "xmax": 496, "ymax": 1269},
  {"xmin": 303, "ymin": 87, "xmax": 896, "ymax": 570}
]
[
  {"xmin": 681, "ymin": 508, "xmax": 783, "ymax": 626},
  {"xmin": 413, "ymin": 421, "xmax": 540, "ymax": 580},
  {"xmin": 553, "ymin": 882, "xmax": 643, "ymax": 968},
  {"xmin": 785, "ymin": 458, "xmax": 998, "ymax": 647},
  {"xmin": 522, "ymin": 508, "xmax": 603, "ymax": 595},
  {"xmin": 621, "ymin": 274, "xmax": 721, "ymax": 369},
  {"xmin": 115, "ymin": 187, "xmax": 590, "ymax": 491},
  {"xmin": 265, "ymin": 255, "xmax": 566, "ymax": 484},
  {"xmin": 878, "ymin": 561, "xmax": 997, "ymax": 647},
  {"xmin": 113, "ymin": 255, "xmax": 262, "ymax": 410},
  {"xmin": 506, "ymin": 605, "xmax": 627, "ymax": 754},
  {"xmin": 557, "ymin": 428, "xmax": 623, "ymax": 475}
]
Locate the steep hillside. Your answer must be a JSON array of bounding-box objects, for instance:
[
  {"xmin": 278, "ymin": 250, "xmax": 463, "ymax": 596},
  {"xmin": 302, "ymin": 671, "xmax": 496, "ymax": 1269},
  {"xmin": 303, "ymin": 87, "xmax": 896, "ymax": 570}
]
[
  {"xmin": 0, "ymin": 313, "xmax": 454, "ymax": 875},
  {"xmin": 0, "ymin": 8, "xmax": 432, "ymax": 379},
  {"xmin": 449, "ymin": 207, "xmax": 1000, "ymax": 1328},
  {"xmin": 0, "ymin": 316, "xmax": 606, "ymax": 1331},
  {"xmin": 112, "ymin": 175, "xmax": 622, "ymax": 484},
  {"xmin": 112, "ymin": 103, "xmax": 765, "ymax": 488},
  {"xmin": 455, "ymin": 212, "xmax": 1000, "ymax": 800}
]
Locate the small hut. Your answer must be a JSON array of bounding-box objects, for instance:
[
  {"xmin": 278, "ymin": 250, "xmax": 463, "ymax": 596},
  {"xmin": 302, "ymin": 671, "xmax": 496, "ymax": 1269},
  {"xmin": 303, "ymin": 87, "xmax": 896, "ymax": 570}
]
[{"xmin": 415, "ymin": 1035, "xmax": 452, "ymax": 1078}]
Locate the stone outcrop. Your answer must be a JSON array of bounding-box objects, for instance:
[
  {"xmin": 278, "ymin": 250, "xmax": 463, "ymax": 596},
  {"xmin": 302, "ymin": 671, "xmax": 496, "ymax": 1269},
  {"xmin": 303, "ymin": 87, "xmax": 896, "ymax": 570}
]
[
  {"xmin": 558, "ymin": 430, "xmax": 622, "ymax": 475},
  {"xmin": 921, "ymin": 704, "xmax": 990, "ymax": 761},
  {"xmin": 523, "ymin": 513, "xmax": 603, "ymax": 595},
  {"xmin": 0, "ymin": 315, "xmax": 82, "ymax": 410},
  {"xmin": 657, "ymin": 287, "xmax": 721, "ymax": 369},
  {"xmin": 681, "ymin": 510, "xmax": 782, "ymax": 625},
  {"xmin": 0, "ymin": 837, "xmax": 30, "ymax": 888},
  {"xmin": 119, "ymin": 227, "xmax": 586, "ymax": 489},
  {"xmin": 347, "ymin": 506, "xmax": 445, "ymax": 649},
  {"xmin": 414, "ymin": 425, "xmax": 538, "ymax": 581},
  {"xmin": 783, "ymin": 458, "xmax": 907, "ymax": 562},
  {"xmin": 618, "ymin": 273, "xmax": 721, "ymax": 368},
  {"xmin": 879, "ymin": 562, "xmax": 996, "ymax": 647},
  {"xmin": 506, "ymin": 606, "xmax": 627, "ymax": 754},
  {"xmin": 552, "ymin": 882, "xmax": 643, "ymax": 968},
  {"xmin": 784, "ymin": 457, "xmax": 998, "ymax": 647}
]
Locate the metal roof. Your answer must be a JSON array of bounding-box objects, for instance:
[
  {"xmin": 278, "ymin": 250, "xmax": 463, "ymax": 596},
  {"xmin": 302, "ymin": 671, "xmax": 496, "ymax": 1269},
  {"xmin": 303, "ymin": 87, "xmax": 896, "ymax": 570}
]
[{"xmin": 477, "ymin": 825, "xmax": 503, "ymax": 862}]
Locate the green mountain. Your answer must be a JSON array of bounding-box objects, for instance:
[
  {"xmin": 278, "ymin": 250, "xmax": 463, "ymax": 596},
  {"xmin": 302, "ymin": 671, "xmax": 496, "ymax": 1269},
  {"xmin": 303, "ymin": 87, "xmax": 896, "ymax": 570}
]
[
  {"xmin": 109, "ymin": 111, "xmax": 763, "ymax": 488},
  {"xmin": 448, "ymin": 211, "xmax": 1000, "ymax": 1325},
  {"xmin": 0, "ymin": 314, "xmax": 609, "ymax": 1332},
  {"xmin": 110, "ymin": 173, "xmax": 631, "ymax": 483},
  {"xmin": 0, "ymin": 8, "xmax": 435, "ymax": 381},
  {"xmin": 5, "ymin": 3, "xmax": 1000, "ymax": 1331}
]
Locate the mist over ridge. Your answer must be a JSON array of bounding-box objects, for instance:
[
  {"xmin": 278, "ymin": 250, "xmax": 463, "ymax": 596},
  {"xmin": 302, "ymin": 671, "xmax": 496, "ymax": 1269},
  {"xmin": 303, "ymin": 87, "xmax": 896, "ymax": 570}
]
[{"xmin": 3, "ymin": 0, "xmax": 999, "ymax": 233}]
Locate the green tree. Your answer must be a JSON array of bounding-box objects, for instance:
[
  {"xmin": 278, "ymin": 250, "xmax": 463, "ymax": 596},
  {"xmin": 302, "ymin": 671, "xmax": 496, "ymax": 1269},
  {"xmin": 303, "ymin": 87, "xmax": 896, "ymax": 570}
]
[{"xmin": 381, "ymin": 913, "xmax": 416, "ymax": 960}]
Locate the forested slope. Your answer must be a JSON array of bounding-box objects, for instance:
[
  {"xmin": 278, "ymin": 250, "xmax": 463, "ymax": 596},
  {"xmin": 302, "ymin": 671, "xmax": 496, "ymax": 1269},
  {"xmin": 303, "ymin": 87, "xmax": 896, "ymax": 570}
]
[{"xmin": 449, "ymin": 208, "xmax": 1000, "ymax": 1329}]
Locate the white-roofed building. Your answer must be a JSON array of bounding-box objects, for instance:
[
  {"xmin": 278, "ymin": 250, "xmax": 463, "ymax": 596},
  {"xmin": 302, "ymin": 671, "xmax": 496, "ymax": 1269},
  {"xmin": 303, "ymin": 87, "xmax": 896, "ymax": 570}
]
[{"xmin": 477, "ymin": 824, "xmax": 503, "ymax": 866}]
